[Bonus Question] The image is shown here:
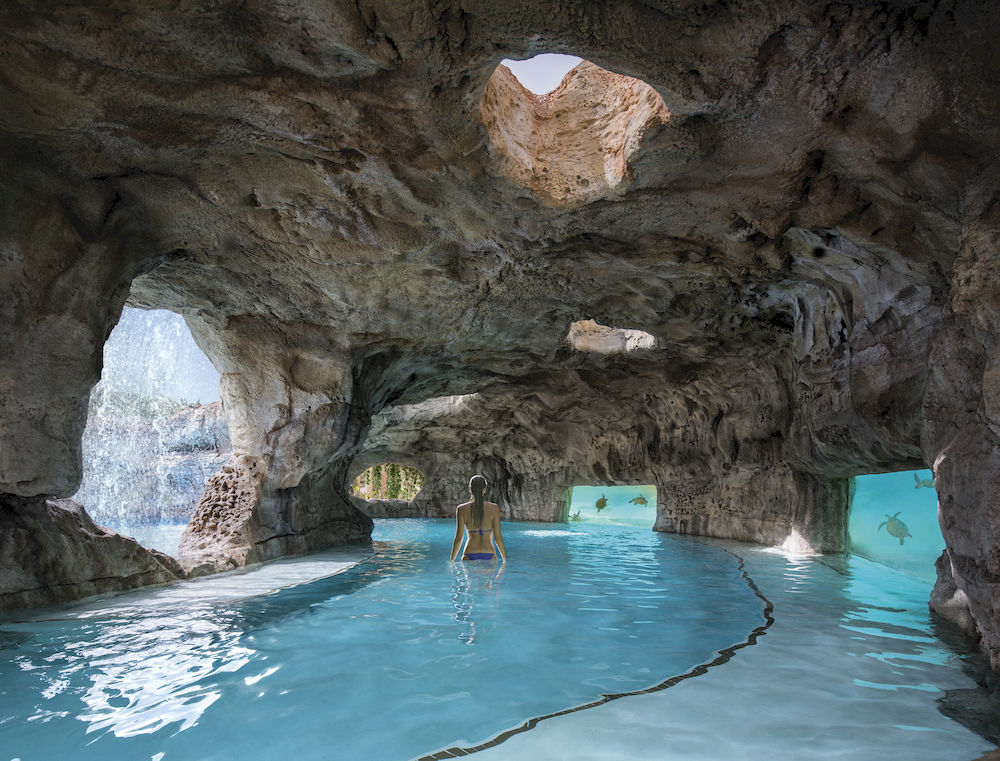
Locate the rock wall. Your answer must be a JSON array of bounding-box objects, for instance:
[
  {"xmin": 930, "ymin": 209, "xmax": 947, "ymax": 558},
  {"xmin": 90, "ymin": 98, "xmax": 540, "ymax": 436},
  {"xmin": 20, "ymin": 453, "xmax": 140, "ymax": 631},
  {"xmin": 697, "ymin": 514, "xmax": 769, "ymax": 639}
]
[
  {"xmin": 0, "ymin": 495, "xmax": 182, "ymax": 611},
  {"xmin": 349, "ymin": 382, "xmax": 848, "ymax": 550},
  {"xmin": 2, "ymin": 0, "xmax": 1000, "ymax": 666},
  {"xmin": 356, "ymin": 497, "xmax": 432, "ymax": 519}
]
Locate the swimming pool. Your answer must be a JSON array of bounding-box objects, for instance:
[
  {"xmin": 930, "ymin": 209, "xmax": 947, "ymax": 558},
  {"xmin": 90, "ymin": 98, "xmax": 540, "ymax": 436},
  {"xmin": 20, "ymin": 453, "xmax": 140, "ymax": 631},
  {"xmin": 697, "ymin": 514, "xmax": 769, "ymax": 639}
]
[{"xmin": 0, "ymin": 521, "xmax": 994, "ymax": 760}]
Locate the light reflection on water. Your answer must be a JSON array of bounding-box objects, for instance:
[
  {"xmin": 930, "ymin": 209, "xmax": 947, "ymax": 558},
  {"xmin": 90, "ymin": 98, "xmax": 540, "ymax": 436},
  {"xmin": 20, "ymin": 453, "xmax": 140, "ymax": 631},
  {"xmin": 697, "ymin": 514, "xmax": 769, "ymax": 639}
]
[
  {"xmin": 0, "ymin": 522, "xmax": 760, "ymax": 760},
  {"xmin": 13, "ymin": 605, "xmax": 252, "ymax": 740},
  {"xmin": 0, "ymin": 521, "xmax": 992, "ymax": 761}
]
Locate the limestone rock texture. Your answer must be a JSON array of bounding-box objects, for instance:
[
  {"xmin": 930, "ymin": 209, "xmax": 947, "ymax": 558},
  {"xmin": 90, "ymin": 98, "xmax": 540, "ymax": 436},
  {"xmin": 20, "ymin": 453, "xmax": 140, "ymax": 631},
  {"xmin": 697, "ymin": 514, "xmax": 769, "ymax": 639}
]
[
  {"xmin": 0, "ymin": 496, "xmax": 183, "ymax": 611},
  {"xmin": 2, "ymin": 1, "xmax": 1000, "ymax": 664},
  {"xmin": 481, "ymin": 61, "xmax": 670, "ymax": 207}
]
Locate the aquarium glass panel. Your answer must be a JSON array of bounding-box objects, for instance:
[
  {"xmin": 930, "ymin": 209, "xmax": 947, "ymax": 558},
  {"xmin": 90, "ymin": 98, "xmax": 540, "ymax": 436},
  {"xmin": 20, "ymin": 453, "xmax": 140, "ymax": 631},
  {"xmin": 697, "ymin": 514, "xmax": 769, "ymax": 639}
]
[
  {"xmin": 848, "ymin": 469, "xmax": 941, "ymax": 582},
  {"xmin": 568, "ymin": 485, "xmax": 656, "ymax": 528}
]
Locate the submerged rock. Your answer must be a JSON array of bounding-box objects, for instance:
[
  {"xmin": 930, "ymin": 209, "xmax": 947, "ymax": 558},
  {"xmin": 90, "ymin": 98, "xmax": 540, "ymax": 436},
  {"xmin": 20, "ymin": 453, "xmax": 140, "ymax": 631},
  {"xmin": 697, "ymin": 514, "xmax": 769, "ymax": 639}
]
[{"xmin": 931, "ymin": 550, "xmax": 980, "ymax": 641}]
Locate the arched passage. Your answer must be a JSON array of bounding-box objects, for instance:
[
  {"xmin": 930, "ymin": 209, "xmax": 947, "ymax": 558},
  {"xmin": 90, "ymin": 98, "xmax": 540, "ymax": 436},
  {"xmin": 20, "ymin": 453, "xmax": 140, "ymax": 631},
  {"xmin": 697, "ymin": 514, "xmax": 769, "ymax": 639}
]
[
  {"xmin": 352, "ymin": 462, "xmax": 425, "ymax": 501},
  {"xmin": 73, "ymin": 307, "xmax": 227, "ymax": 556}
]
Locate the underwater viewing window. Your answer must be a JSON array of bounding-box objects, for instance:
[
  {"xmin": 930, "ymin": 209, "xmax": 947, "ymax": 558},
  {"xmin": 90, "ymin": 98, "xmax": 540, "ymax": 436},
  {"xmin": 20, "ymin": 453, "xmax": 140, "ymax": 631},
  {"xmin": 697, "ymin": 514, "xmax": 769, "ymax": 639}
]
[
  {"xmin": 567, "ymin": 484, "xmax": 656, "ymax": 529},
  {"xmin": 848, "ymin": 469, "xmax": 942, "ymax": 582},
  {"xmin": 352, "ymin": 463, "xmax": 425, "ymax": 501}
]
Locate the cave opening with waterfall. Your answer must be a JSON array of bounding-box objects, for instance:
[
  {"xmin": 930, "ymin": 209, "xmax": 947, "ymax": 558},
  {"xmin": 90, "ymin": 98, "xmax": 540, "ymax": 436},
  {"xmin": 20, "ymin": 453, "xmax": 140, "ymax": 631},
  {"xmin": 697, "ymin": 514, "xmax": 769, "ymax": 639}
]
[{"xmin": 73, "ymin": 307, "xmax": 225, "ymax": 557}]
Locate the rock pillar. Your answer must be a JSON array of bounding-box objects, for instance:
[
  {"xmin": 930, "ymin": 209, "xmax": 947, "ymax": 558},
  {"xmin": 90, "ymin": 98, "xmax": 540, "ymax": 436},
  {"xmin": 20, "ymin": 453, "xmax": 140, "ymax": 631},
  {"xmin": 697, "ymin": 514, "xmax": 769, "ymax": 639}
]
[
  {"xmin": 177, "ymin": 317, "xmax": 372, "ymax": 574},
  {"xmin": 923, "ymin": 196, "xmax": 1000, "ymax": 668},
  {"xmin": 0, "ymin": 182, "xmax": 186, "ymax": 609}
]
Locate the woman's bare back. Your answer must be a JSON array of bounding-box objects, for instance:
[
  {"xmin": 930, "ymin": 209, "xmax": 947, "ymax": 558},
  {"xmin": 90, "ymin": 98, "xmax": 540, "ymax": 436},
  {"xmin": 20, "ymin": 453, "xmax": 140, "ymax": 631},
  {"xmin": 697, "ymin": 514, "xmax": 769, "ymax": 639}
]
[{"xmin": 458, "ymin": 500, "xmax": 500, "ymax": 555}]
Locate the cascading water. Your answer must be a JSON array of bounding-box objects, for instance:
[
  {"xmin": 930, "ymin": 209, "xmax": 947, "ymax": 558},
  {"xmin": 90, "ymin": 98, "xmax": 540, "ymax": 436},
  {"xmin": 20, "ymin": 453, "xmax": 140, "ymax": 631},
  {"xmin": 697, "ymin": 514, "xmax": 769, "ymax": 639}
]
[{"xmin": 72, "ymin": 307, "xmax": 226, "ymax": 556}]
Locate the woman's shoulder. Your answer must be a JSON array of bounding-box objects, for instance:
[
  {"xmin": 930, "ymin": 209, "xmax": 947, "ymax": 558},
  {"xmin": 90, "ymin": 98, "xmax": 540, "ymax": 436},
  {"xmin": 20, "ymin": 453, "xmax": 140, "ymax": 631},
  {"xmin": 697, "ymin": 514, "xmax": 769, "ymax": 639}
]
[{"xmin": 456, "ymin": 501, "xmax": 472, "ymax": 512}]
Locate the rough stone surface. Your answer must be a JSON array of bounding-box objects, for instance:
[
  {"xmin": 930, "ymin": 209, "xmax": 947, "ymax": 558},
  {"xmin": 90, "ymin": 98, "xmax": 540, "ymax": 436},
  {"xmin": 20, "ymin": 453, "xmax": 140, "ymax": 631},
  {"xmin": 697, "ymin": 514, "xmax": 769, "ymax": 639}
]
[
  {"xmin": 931, "ymin": 549, "xmax": 980, "ymax": 640},
  {"xmin": 0, "ymin": 495, "xmax": 183, "ymax": 611},
  {"xmin": 481, "ymin": 61, "xmax": 670, "ymax": 208},
  {"xmin": 1, "ymin": 1, "xmax": 1000, "ymax": 664},
  {"xmin": 176, "ymin": 454, "xmax": 267, "ymax": 575},
  {"xmin": 355, "ymin": 497, "xmax": 428, "ymax": 519},
  {"xmin": 177, "ymin": 453, "xmax": 372, "ymax": 575}
]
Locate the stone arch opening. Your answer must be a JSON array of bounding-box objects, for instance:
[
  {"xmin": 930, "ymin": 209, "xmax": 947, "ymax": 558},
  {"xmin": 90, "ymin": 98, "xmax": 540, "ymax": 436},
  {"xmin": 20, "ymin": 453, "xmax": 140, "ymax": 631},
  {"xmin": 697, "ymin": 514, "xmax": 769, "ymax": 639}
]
[
  {"xmin": 847, "ymin": 468, "xmax": 942, "ymax": 582},
  {"xmin": 352, "ymin": 462, "xmax": 425, "ymax": 501},
  {"xmin": 500, "ymin": 53, "xmax": 583, "ymax": 95},
  {"xmin": 73, "ymin": 307, "xmax": 227, "ymax": 557},
  {"xmin": 350, "ymin": 462, "xmax": 426, "ymax": 518},
  {"xmin": 566, "ymin": 318, "xmax": 656, "ymax": 353},
  {"xmin": 567, "ymin": 484, "xmax": 657, "ymax": 529},
  {"xmin": 480, "ymin": 54, "xmax": 669, "ymax": 208}
]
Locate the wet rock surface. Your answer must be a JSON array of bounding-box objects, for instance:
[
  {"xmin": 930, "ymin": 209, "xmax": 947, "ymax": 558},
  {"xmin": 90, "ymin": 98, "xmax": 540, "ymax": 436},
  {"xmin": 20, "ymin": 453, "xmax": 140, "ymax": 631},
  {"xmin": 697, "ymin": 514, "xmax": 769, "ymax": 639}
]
[
  {"xmin": 0, "ymin": 495, "xmax": 183, "ymax": 612},
  {"xmin": 1, "ymin": 1, "xmax": 1000, "ymax": 666},
  {"xmin": 355, "ymin": 497, "xmax": 427, "ymax": 519}
]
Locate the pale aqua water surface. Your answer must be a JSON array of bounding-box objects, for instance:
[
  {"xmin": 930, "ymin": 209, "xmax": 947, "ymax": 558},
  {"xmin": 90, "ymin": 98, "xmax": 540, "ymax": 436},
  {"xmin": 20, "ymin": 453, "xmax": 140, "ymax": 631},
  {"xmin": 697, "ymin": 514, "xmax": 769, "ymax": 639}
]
[
  {"xmin": 0, "ymin": 519, "xmax": 991, "ymax": 761},
  {"xmin": 0, "ymin": 521, "xmax": 759, "ymax": 760}
]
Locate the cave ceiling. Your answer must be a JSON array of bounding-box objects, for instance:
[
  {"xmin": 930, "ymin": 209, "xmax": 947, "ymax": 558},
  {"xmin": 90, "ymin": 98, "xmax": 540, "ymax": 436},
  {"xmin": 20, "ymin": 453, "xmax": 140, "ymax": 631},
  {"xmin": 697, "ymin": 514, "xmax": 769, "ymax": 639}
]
[{"xmin": 2, "ymin": 0, "xmax": 998, "ymax": 485}]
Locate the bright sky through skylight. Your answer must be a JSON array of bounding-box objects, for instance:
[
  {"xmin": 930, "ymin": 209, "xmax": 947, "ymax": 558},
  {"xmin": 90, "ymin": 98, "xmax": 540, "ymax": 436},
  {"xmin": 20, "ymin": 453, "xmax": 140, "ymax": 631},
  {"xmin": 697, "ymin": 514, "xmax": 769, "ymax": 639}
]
[{"xmin": 500, "ymin": 53, "xmax": 583, "ymax": 94}]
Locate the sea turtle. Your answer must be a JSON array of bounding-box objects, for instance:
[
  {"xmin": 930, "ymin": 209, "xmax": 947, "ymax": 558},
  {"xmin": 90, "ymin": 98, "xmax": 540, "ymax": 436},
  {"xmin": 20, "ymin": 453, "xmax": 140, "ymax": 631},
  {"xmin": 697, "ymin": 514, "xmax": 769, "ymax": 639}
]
[
  {"xmin": 913, "ymin": 473, "xmax": 935, "ymax": 490},
  {"xmin": 877, "ymin": 512, "xmax": 912, "ymax": 546},
  {"xmin": 595, "ymin": 494, "xmax": 608, "ymax": 512},
  {"xmin": 628, "ymin": 496, "xmax": 648, "ymax": 506},
  {"xmin": 570, "ymin": 510, "xmax": 582, "ymax": 521}
]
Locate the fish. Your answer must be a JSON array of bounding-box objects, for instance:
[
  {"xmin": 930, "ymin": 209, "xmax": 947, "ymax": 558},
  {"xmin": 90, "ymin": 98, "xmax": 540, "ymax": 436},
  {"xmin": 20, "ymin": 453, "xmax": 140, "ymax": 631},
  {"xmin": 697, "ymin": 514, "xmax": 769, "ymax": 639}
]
[{"xmin": 877, "ymin": 512, "xmax": 912, "ymax": 546}]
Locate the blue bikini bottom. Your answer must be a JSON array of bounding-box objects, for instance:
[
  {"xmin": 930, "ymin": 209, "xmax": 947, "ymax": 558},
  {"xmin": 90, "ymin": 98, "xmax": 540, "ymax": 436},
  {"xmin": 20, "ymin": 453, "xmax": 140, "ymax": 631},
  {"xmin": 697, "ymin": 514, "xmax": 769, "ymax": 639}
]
[{"xmin": 464, "ymin": 553, "xmax": 494, "ymax": 560}]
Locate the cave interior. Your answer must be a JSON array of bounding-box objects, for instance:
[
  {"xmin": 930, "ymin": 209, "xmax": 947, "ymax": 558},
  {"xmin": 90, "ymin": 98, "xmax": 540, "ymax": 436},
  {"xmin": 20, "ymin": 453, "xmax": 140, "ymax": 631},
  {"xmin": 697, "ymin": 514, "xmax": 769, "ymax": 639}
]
[{"xmin": 2, "ymin": 1, "xmax": 1000, "ymax": 671}]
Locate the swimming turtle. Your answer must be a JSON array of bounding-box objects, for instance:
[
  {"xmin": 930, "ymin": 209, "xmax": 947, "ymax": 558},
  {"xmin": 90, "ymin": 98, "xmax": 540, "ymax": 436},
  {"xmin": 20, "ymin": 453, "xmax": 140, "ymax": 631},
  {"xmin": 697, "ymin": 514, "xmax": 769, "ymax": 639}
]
[
  {"xmin": 628, "ymin": 495, "xmax": 648, "ymax": 506},
  {"xmin": 570, "ymin": 510, "xmax": 582, "ymax": 521},
  {"xmin": 877, "ymin": 512, "xmax": 912, "ymax": 546},
  {"xmin": 595, "ymin": 494, "xmax": 608, "ymax": 512},
  {"xmin": 913, "ymin": 473, "xmax": 935, "ymax": 490}
]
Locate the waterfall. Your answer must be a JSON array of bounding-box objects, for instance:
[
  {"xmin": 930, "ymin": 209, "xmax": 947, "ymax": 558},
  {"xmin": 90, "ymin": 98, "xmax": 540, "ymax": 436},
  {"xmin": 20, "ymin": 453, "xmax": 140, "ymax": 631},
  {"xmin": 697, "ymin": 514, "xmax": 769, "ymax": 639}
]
[{"xmin": 73, "ymin": 308, "xmax": 228, "ymax": 555}]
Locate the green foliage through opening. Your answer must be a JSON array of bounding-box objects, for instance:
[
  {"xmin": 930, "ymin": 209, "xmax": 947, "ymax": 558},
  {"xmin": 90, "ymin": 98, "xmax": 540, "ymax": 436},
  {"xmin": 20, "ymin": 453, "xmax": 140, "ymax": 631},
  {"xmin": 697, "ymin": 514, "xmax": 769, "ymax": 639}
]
[{"xmin": 352, "ymin": 463, "xmax": 425, "ymax": 501}]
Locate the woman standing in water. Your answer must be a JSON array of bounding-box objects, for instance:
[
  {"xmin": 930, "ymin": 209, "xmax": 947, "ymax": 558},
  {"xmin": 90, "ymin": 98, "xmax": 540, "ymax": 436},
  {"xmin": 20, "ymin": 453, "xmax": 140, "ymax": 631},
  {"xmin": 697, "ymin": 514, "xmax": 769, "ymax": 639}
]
[{"xmin": 450, "ymin": 474, "xmax": 507, "ymax": 562}]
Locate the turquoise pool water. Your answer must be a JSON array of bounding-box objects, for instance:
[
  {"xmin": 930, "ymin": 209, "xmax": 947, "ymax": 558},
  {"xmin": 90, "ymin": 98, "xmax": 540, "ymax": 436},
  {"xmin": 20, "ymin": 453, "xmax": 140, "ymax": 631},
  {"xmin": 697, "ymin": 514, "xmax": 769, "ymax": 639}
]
[
  {"xmin": 0, "ymin": 520, "xmax": 992, "ymax": 760},
  {"xmin": 0, "ymin": 521, "xmax": 760, "ymax": 760}
]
